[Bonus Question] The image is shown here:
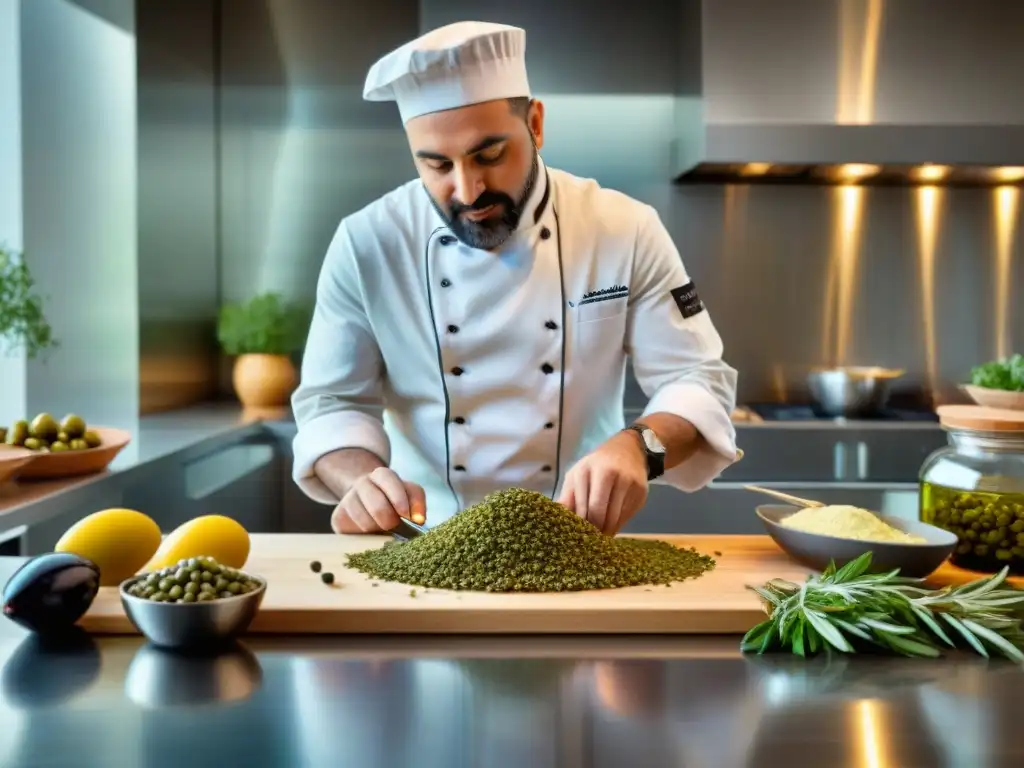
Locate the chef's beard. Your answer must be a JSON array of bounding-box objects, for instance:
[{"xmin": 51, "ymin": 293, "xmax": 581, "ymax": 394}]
[{"xmin": 429, "ymin": 147, "xmax": 540, "ymax": 251}]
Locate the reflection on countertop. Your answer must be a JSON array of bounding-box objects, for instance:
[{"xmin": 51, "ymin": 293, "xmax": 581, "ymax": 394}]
[{"xmin": 0, "ymin": 596, "xmax": 1021, "ymax": 766}]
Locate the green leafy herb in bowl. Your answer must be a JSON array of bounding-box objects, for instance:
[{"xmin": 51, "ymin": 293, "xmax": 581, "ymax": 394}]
[
  {"xmin": 964, "ymin": 354, "xmax": 1024, "ymax": 409},
  {"xmin": 971, "ymin": 354, "xmax": 1024, "ymax": 391},
  {"xmin": 741, "ymin": 551, "xmax": 1024, "ymax": 660}
]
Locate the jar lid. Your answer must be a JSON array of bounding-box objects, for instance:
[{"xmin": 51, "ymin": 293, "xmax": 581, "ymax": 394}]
[{"xmin": 936, "ymin": 404, "xmax": 1024, "ymax": 432}]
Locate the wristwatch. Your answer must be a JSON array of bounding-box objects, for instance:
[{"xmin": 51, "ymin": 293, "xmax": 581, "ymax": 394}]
[{"xmin": 624, "ymin": 425, "xmax": 666, "ymax": 481}]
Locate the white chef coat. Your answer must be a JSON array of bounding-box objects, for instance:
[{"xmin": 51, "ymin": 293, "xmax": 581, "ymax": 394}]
[{"xmin": 291, "ymin": 157, "xmax": 739, "ymax": 525}]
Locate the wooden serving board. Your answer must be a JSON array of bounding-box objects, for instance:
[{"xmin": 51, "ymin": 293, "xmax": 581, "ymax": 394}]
[{"xmin": 76, "ymin": 533, "xmax": 1004, "ymax": 636}]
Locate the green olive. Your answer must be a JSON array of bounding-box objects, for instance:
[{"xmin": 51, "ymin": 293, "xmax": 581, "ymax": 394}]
[
  {"xmin": 50, "ymin": 441, "xmax": 69, "ymax": 452},
  {"xmin": 6, "ymin": 421, "xmax": 28, "ymax": 446},
  {"xmin": 29, "ymin": 413, "xmax": 59, "ymax": 441},
  {"xmin": 60, "ymin": 414, "xmax": 87, "ymax": 439},
  {"xmin": 82, "ymin": 430, "xmax": 102, "ymax": 448},
  {"xmin": 69, "ymin": 438, "xmax": 89, "ymax": 451}
]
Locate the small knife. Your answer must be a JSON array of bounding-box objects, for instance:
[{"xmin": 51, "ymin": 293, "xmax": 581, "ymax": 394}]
[{"xmin": 390, "ymin": 516, "xmax": 428, "ymax": 542}]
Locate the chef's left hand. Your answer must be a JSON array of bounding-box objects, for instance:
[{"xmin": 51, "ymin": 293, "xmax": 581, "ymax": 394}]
[{"xmin": 557, "ymin": 431, "xmax": 648, "ymax": 535}]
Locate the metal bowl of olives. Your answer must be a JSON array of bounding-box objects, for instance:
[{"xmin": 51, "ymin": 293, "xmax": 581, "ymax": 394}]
[{"xmin": 119, "ymin": 557, "xmax": 266, "ymax": 651}]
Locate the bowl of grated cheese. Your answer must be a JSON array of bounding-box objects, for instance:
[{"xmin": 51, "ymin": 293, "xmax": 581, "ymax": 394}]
[{"xmin": 756, "ymin": 504, "xmax": 958, "ymax": 577}]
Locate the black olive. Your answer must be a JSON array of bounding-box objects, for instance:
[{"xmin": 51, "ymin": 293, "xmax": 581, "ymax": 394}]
[{"xmin": 1, "ymin": 552, "xmax": 100, "ymax": 635}]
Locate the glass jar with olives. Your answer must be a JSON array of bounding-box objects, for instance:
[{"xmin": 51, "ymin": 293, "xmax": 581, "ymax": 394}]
[{"xmin": 920, "ymin": 405, "xmax": 1024, "ymax": 574}]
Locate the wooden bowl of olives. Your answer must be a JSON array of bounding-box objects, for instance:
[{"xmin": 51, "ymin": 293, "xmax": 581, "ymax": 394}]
[
  {"xmin": 119, "ymin": 557, "xmax": 266, "ymax": 651},
  {"xmin": 2, "ymin": 412, "xmax": 131, "ymax": 480}
]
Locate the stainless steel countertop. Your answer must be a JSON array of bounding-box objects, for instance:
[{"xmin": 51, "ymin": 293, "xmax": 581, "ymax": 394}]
[{"xmin": 2, "ymin": 558, "xmax": 1023, "ymax": 767}]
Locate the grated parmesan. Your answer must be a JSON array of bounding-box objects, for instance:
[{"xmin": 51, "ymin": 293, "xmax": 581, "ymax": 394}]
[{"xmin": 779, "ymin": 505, "xmax": 927, "ymax": 544}]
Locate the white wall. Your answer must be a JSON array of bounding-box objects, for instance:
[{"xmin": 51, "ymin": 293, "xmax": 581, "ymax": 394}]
[
  {"xmin": 18, "ymin": 0, "xmax": 140, "ymax": 430},
  {"xmin": 0, "ymin": 0, "xmax": 27, "ymax": 425}
]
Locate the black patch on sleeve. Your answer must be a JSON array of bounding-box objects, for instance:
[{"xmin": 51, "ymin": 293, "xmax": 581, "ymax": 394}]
[{"xmin": 670, "ymin": 281, "xmax": 705, "ymax": 319}]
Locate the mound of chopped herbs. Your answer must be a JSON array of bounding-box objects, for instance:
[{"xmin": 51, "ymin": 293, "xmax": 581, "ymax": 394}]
[{"xmin": 345, "ymin": 488, "xmax": 716, "ymax": 592}]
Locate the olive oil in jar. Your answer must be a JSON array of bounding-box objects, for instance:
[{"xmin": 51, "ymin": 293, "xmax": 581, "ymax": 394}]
[{"xmin": 921, "ymin": 481, "xmax": 1024, "ymax": 574}]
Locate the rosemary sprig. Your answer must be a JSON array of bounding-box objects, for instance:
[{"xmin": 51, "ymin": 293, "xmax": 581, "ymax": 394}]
[{"xmin": 741, "ymin": 551, "xmax": 1024, "ymax": 661}]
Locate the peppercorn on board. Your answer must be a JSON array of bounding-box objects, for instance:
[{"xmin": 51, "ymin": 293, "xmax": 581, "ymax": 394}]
[{"xmin": 78, "ymin": 533, "xmax": 1016, "ymax": 635}]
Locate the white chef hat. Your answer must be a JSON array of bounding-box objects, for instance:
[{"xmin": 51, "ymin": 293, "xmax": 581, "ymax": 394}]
[{"xmin": 363, "ymin": 21, "xmax": 531, "ymax": 124}]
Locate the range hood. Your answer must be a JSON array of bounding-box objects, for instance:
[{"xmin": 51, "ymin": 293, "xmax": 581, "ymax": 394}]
[{"xmin": 674, "ymin": 0, "xmax": 1024, "ymax": 185}]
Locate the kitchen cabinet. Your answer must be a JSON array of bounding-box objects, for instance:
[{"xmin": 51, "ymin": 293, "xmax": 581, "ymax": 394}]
[{"xmin": 19, "ymin": 436, "xmax": 283, "ymax": 555}]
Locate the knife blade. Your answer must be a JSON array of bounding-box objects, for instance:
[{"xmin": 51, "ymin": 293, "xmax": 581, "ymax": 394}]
[{"xmin": 390, "ymin": 516, "xmax": 428, "ymax": 542}]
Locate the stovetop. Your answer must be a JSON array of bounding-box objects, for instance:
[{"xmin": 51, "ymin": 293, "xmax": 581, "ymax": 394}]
[{"xmin": 745, "ymin": 403, "xmax": 940, "ymax": 422}]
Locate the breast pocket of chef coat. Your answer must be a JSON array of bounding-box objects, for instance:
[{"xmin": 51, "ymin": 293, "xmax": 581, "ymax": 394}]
[{"xmin": 574, "ymin": 294, "xmax": 629, "ymax": 357}]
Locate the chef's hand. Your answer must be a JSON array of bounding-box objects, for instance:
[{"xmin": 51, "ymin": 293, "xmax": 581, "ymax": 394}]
[
  {"xmin": 331, "ymin": 467, "xmax": 427, "ymax": 534},
  {"xmin": 557, "ymin": 432, "xmax": 648, "ymax": 535}
]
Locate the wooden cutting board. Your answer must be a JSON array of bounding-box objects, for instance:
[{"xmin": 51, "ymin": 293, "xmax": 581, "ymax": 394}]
[{"xmin": 76, "ymin": 533, "xmax": 996, "ymax": 636}]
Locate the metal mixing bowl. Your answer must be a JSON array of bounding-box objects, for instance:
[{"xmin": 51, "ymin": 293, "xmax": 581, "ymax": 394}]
[
  {"xmin": 806, "ymin": 366, "xmax": 904, "ymax": 417},
  {"xmin": 756, "ymin": 504, "xmax": 957, "ymax": 578},
  {"xmin": 119, "ymin": 576, "xmax": 266, "ymax": 651}
]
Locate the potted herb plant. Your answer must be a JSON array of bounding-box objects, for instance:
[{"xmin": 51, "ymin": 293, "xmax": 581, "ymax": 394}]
[
  {"xmin": 216, "ymin": 292, "xmax": 310, "ymax": 408},
  {"xmin": 0, "ymin": 244, "xmax": 57, "ymax": 359}
]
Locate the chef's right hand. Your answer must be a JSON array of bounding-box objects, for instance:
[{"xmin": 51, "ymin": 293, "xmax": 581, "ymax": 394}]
[{"xmin": 331, "ymin": 467, "xmax": 427, "ymax": 534}]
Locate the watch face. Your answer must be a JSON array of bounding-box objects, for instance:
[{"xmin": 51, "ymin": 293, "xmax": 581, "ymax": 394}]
[{"xmin": 642, "ymin": 429, "xmax": 666, "ymax": 454}]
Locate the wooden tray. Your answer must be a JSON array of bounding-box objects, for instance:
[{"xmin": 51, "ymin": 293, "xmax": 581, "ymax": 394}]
[
  {"xmin": 76, "ymin": 534, "xmax": 810, "ymax": 635},
  {"xmin": 77, "ymin": 533, "xmax": 1019, "ymax": 636},
  {"xmin": 0, "ymin": 447, "xmax": 37, "ymax": 484},
  {"xmin": 14, "ymin": 426, "xmax": 132, "ymax": 480}
]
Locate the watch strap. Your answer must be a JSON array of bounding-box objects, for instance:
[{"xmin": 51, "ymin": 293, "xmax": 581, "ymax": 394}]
[{"xmin": 625, "ymin": 425, "xmax": 665, "ymax": 481}]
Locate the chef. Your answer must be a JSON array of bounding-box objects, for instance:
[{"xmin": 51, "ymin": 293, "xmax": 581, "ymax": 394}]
[{"xmin": 291, "ymin": 21, "xmax": 739, "ymax": 536}]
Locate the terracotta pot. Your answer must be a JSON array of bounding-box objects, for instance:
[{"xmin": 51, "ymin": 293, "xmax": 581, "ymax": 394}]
[{"xmin": 231, "ymin": 354, "xmax": 297, "ymax": 408}]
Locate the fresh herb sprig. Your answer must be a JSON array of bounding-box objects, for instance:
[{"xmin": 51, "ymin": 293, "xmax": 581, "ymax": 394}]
[
  {"xmin": 0, "ymin": 244, "xmax": 57, "ymax": 359},
  {"xmin": 741, "ymin": 552, "xmax": 1024, "ymax": 661}
]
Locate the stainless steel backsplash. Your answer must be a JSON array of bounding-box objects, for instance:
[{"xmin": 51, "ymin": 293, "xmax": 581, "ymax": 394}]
[
  {"xmin": 137, "ymin": 0, "xmax": 1023, "ymax": 409},
  {"xmin": 648, "ymin": 182, "xmax": 1023, "ymax": 407}
]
